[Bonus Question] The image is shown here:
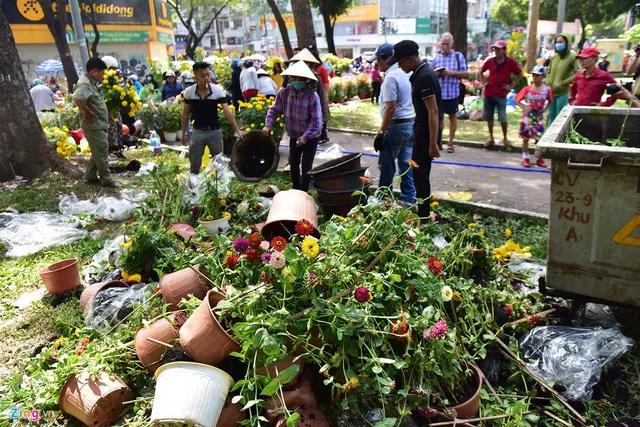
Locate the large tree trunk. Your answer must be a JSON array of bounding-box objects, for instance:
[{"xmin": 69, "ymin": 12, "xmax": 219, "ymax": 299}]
[
  {"xmin": 266, "ymin": 0, "xmax": 293, "ymax": 58},
  {"xmin": 291, "ymin": 0, "xmax": 317, "ymax": 55},
  {"xmin": 448, "ymin": 0, "xmax": 468, "ymax": 58},
  {"xmin": 0, "ymin": 11, "xmax": 58, "ymax": 181},
  {"xmin": 40, "ymin": 0, "xmax": 79, "ymax": 91},
  {"xmin": 84, "ymin": 6, "xmax": 100, "ymax": 58},
  {"xmin": 526, "ymin": 0, "xmax": 540, "ymax": 71},
  {"xmin": 318, "ymin": 0, "xmax": 335, "ymax": 54}
]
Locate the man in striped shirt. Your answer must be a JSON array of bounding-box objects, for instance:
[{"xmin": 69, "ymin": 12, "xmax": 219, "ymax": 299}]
[{"xmin": 263, "ymin": 61, "xmax": 322, "ymax": 191}]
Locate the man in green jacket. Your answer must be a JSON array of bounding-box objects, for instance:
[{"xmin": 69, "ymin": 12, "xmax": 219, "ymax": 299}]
[
  {"xmin": 73, "ymin": 57, "xmax": 116, "ymax": 187},
  {"xmin": 546, "ymin": 34, "xmax": 579, "ymax": 125}
]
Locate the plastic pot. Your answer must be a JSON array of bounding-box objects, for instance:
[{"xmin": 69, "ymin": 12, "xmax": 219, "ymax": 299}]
[
  {"xmin": 312, "ymin": 167, "xmax": 368, "ymax": 192},
  {"xmin": 163, "ymin": 131, "xmax": 178, "ymax": 143},
  {"xmin": 231, "ymin": 131, "xmax": 280, "ymax": 182},
  {"xmin": 261, "ymin": 190, "xmax": 319, "ymax": 241},
  {"xmin": 198, "ymin": 217, "xmax": 230, "ymax": 236},
  {"xmin": 39, "ymin": 258, "xmax": 81, "ymax": 295},
  {"xmin": 319, "ymin": 201, "xmax": 359, "ymax": 218},
  {"xmin": 79, "ymin": 280, "xmax": 128, "ymax": 315},
  {"xmin": 449, "ymin": 364, "xmax": 483, "ymax": 419},
  {"xmin": 151, "ymin": 362, "xmax": 234, "ymax": 427},
  {"xmin": 179, "ymin": 290, "xmax": 241, "ymax": 365},
  {"xmin": 135, "ymin": 311, "xmax": 188, "ymax": 373},
  {"xmin": 160, "ymin": 265, "xmax": 210, "ymax": 310},
  {"xmin": 308, "ymin": 153, "xmax": 361, "ymax": 179},
  {"xmin": 59, "ymin": 372, "xmax": 132, "ymax": 427},
  {"xmin": 316, "ymin": 187, "xmax": 368, "ymax": 206}
]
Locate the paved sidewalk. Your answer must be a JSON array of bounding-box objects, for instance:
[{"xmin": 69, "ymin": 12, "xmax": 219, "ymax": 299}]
[{"xmin": 278, "ymin": 130, "xmax": 552, "ymax": 216}]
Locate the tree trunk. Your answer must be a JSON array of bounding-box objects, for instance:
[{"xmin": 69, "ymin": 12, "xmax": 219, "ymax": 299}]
[
  {"xmin": 266, "ymin": 0, "xmax": 293, "ymax": 58},
  {"xmin": 577, "ymin": 18, "xmax": 587, "ymax": 50},
  {"xmin": 0, "ymin": 11, "xmax": 58, "ymax": 181},
  {"xmin": 448, "ymin": 0, "xmax": 468, "ymax": 58},
  {"xmin": 84, "ymin": 7, "xmax": 100, "ymax": 58},
  {"xmin": 291, "ymin": 0, "xmax": 317, "ymax": 55},
  {"xmin": 318, "ymin": 0, "xmax": 335, "ymax": 54},
  {"xmin": 40, "ymin": 0, "xmax": 79, "ymax": 91},
  {"xmin": 526, "ymin": 0, "xmax": 540, "ymax": 71}
]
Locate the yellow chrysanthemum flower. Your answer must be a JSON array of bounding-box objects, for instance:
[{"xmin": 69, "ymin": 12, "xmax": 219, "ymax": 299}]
[{"xmin": 301, "ymin": 236, "xmax": 320, "ymax": 258}]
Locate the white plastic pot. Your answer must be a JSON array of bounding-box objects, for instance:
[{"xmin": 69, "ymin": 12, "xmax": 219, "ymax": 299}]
[
  {"xmin": 198, "ymin": 217, "xmax": 229, "ymax": 235},
  {"xmin": 151, "ymin": 362, "xmax": 233, "ymax": 427},
  {"xmin": 163, "ymin": 131, "xmax": 178, "ymax": 143}
]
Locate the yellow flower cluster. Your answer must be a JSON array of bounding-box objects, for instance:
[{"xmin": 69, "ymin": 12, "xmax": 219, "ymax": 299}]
[
  {"xmin": 101, "ymin": 69, "xmax": 143, "ymax": 118},
  {"xmin": 301, "ymin": 236, "xmax": 320, "ymax": 259},
  {"xmin": 237, "ymin": 93, "xmax": 274, "ymax": 111},
  {"xmin": 492, "ymin": 239, "xmax": 532, "ymax": 263},
  {"xmin": 44, "ymin": 126, "xmax": 76, "ymax": 159}
]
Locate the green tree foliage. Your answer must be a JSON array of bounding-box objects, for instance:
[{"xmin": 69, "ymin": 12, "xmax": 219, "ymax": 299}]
[
  {"xmin": 310, "ymin": 0, "xmax": 355, "ymax": 54},
  {"xmin": 491, "ymin": 0, "xmax": 529, "ymax": 27}
]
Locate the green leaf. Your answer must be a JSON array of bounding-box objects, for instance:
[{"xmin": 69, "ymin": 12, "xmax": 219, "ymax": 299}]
[
  {"xmin": 261, "ymin": 379, "xmax": 280, "ymax": 397},
  {"xmin": 286, "ymin": 412, "xmax": 301, "ymax": 427},
  {"xmin": 276, "ymin": 364, "xmax": 300, "ymax": 384},
  {"xmin": 373, "ymin": 419, "xmax": 397, "ymax": 427},
  {"xmin": 372, "ymin": 365, "xmax": 383, "ymax": 374},
  {"xmin": 378, "ymin": 358, "xmax": 396, "ymax": 364}
]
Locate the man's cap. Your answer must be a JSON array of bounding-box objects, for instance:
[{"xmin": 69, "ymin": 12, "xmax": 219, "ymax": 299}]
[
  {"xmin": 491, "ymin": 40, "xmax": 507, "ymax": 49},
  {"xmin": 390, "ymin": 40, "xmax": 419, "ymax": 63},
  {"xmin": 531, "ymin": 65, "xmax": 546, "ymax": 76},
  {"xmin": 165, "ymin": 70, "xmax": 176, "ymax": 77},
  {"xmin": 257, "ymin": 69, "xmax": 269, "ymax": 76},
  {"xmin": 368, "ymin": 43, "xmax": 394, "ymax": 63},
  {"xmin": 33, "ymin": 79, "xmax": 42, "ymax": 85},
  {"xmin": 577, "ymin": 47, "xmax": 600, "ymax": 59},
  {"xmin": 291, "ymin": 48, "xmax": 320, "ymax": 64},
  {"xmin": 281, "ymin": 61, "xmax": 317, "ymax": 81}
]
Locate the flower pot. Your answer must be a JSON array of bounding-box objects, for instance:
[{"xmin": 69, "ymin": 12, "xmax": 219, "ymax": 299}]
[
  {"xmin": 160, "ymin": 265, "xmax": 210, "ymax": 311},
  {"xmin": 319, "ymin": 201, "xmax": 359, "ymax": 218},
  {"xmin": 135, "ymin": 311, "xmax": 188, "ymax": 373},
  {"xmin": 179, "ymin": 290, "xmax": 241, "ymax": 365},
  {"xmin": 223, "ymin": 137, "xmax": 236, "ymax": 158},
  {"xmin": 308, "ymin": 153, "xmax": 361, "ymax": 179},
  {"xmin": 231, "ymin": 131, "xmax": 280, "ymax": 182},
  {"xmin": 151, "ymin": 362, "xmax": 234, "ymax": 427},
  {"xmin": 449, "ymin": 364, "xmax": 483, "ymax": 420},
  {"xmin": 198, "ymin": 217, "xmax": 230, "ymax": 236},
  {"xmin": 357, "ymin": 92, "xmax": 370, "ymax": 100},
  {"xmin": 256, "ymin": 354, "xmax": 305, "ymax": 385},
  {"xmin": 316, "ymin": 187, "xmax": 368, "ymax": 206},
  {"xmin": 216, "ymin": 402, "xmax": 245, "ymax": 427},
  {"xmin": 79, "ymin": 280, "xmax": 128, "ymax": 315},
  {"xmin": 268, "ymin": 368, "xmax": 316, "ymax": 410},
  {"xmin": 163, "ymin": 131, "xmax": 178, "ymax": 143},
  {"xmin": 261, "ymin": 190, "xmax": 319, "ymax": 241},
  {"xmin": 312, "ymin": 167, "xmax": 368, "ymax": 192},
  {"xmin": 168, "ymin": 222, "xmax": 197, "ymax": 240},
  {"xmin": 39, "ymin": 258, "xmax": 81, "ymax": 295},
  {"xmin": 59, "ymin": 372, "xmax": 133, "ymax": 427},
  {"xmin": 273, "ymin": 407, "xmax": 330, "ymax": 427}
]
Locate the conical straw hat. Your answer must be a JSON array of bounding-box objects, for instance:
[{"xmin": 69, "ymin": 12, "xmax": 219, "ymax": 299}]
[
  {"xmin": 281, "ymin": 61, "xmax": 317, "ymax": 81},
  {"xmin": 290, "ymin": 48, "xmax": 320, "ymax": 64}
]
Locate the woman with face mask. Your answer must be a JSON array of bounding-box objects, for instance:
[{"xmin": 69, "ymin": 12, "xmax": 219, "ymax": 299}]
[
  {"xmin": 262, "ymin": 61, "xmax": 322, "ymax": 191},
  {"xmin": 546, "ymin": 34, "xmax": 579, "ymax": 125}
]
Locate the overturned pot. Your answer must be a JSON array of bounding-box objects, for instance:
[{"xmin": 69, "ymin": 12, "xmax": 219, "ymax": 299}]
[
  {"xmin": 179, "ymin": 290, "xmax": 241, "ymax": 365},
  {"xmin": 160, "ymin": 265, "xmax": 210, "ymax": 310},
  {"xmin": 59, "ymin": 372, "xmax": 132, "ymax": 427},
  {"xmin": 261, "ymin": 189, "xmax": 319, "ymax": 241},
  {"xmin": 231, "ymin": 131, "xmax": 280, "ymax": 182},
  {"xmin": 312, "ymin": 167, "xmax": 368, "ymax": 192},
  {"xmin": 135, "ymin": 311, "xmax": 188, "ymax": 374},
  {"xmin": 308, "ymin": 153, "xmax": 361, "ymax": 179},
  {"xmin": 39, "ymin": 259, "xmax": 81, "ymax": 295}
]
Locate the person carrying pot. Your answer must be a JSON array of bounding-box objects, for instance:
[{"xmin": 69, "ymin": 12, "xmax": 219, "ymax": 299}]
[{"xmin": 262, "ymin": 61, "xmax": 322, "ymax": 192}]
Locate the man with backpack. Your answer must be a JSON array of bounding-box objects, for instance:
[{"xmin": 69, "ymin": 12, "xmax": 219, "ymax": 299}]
[{"xmin": 430, "ymin": 32, "xmax": 468, "ymax": 153}]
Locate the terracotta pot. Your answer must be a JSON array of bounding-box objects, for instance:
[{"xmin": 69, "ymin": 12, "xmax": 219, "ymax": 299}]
[
  {"xmin": 449, "ymin": 364, "xmax": 483, "ymax": 419},
  {"xmin": 168, "ymin": 222, "xmax": 197, "ymax": 240},
  {"xmin": 308, "ymin": 153, "xmax": 361, "ymax": 179},
  {"xmin": 160, "ymin": 265, "xmax": 210, "ymax": 310},
  {"xmin": 135, "ymin": 311, "xmax": 188, "ymax": 373},
  {"xmin": 357, "ymin": 92, "xmax": 370, "ymax": 100},
  {"xmin": 272, "ymin": 407, "xmax": 330, "ymax": 427},
  {"xmin": 216, "ymin": 402, "xmax": 245, "ymax": 427},
  {"xmin": 59, "ymin": 372, "xmax": 133, "ymax": 427},
  {"xmin": 231, "ymin": 131, "xmax": 280, "ymax": 182},
  {"xmin": 257, "ymin": 354, "xmax": 305, "ymax": 387},
  {"xmin": 261, "ymin": 190, "xmax": 319, "ymax": 241},
  {"xmin": 39, "ymin": 259, "xmax": 81, "ymax": 295},
  {"xmin": 312, "ymin": 167, "xmax": 368, "ymax": 192},
  {"xmin": 268, "ymin": 368, "xmax": 316, "ymax": 410},
  {"xmin": 179, "ymin": 290, "xmax": 240, "ymax": 365},
  {"xmin": 80, "ymin": 280, "xmax": 128, "ymax": 314}
]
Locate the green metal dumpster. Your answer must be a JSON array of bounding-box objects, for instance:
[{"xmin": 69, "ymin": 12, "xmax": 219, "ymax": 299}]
[{"xmin": 536, "ymin": 106, "xmax": 640, "ymax": 306}]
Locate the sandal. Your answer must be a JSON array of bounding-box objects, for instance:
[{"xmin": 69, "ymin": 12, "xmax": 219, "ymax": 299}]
[
  {"xmin": 447, "ymin": 146, "xmax": 455, "ymax": 153},
  {"xmin": 503, "ymin": 139, "xmax": 513, "ymax": 148},
  {"xmin": 483, "ymin": 139, "xmax": 495, "ymax": 149}
]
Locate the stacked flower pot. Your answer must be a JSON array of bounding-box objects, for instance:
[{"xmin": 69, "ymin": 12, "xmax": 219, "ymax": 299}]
[{"xmin": 308, "ymin": 153, "xmax": 368, "ymax": 217}]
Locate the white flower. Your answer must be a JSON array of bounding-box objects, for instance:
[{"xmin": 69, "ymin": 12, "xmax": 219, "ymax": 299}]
[
  {"xmin": 260, "ymin": 240, "xmax": 270, "ymax": 251},
  {"xmin": 441, "ymin": 285, "xmax": 453, "ymax": 302},
  {"xmin": 237, "ymin": 201, "xmax": 249, "ymax": 215}
]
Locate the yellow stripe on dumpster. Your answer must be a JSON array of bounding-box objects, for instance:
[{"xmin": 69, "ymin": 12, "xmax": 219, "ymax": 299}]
[{"xmin": 612, "ymin": 213, "xmax": 640, "ymax": 247}]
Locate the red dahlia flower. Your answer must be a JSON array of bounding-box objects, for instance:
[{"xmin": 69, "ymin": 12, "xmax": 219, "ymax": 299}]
[
  {"xmin": 271, "ymin": 236, "xmax": 287, "ymax": 252},
  {"xmin": 295, "ymin": 219, "xmax": 315, "ymax": 236}
]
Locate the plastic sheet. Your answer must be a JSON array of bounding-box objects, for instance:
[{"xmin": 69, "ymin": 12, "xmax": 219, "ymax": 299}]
[
  {"xmin": 187, "ymin": 154, "xmax": 234, "ymax": 206},
  {"xmin": 82, "ymin": 236, "xmax": 126, "ymax": 284},
  {"xmin": 59, "ymin": 193, "xmax": 140, "ymax": 221},
  {"xmin": 86, "ymin": 282, "xmax": 152, "ymax": 330},
  {"xmin": 136, "ymin": 162, "xmax": 157, "ymax": 176},
  {"xmin": 507, "ymin": 257, "xmax": 546, "ymax": 287},
  {"xmin": 315, "ymin": 144, "xmax": 344, "ymax": 160},
  {"xmin": 0, "ymin": 212, "xmax": 87, "ymax": 257},
  {"xmin": 520, "ymin": 326, "xmax": 634, "ymax": 401},
  {"xmin": 573, "ymin": 303, "xmax": 619, "ymax": 328}
]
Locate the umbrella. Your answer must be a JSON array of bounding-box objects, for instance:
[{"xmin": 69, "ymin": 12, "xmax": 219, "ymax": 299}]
[
  {"xmin": 246, "ymin": 53, "xmax": 266, "ymax": 62},
  {"xmin": 35, "ymin": 59, "xmax": 64, "ymax": 74}
]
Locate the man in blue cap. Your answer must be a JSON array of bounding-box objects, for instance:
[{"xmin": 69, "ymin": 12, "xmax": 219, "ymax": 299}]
[
  {"xmin": 369, "ymin": 43, "xmax": 416, "ymax": 205},
  {"xmin": 392, "ymin": 40, "xmax": 441, "ymax": 221}
]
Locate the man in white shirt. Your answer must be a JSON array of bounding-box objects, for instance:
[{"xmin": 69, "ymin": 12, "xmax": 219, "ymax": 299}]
[
  {"xmin": 239, "ymin": 60, "xmax": 259, "ymax": 101},
  {"xmin": 369, "ymin": 43, "xmax": 416, "ymax": 204},
  {"xmin": 257, "ymin": 69, "xmax": 277, "ymax": 96},
  {"xmin": 30, "ymin": 79, "xmax": 56, "ymax": 112}
]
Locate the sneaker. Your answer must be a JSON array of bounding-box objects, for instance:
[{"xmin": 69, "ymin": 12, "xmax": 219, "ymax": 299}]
[
  {"xmin": 83, "ymin": 178, "xmax": 99, "ymax": 184},
  {"xmin": 521, "ymin": 158, "xmax": 531, "ymax": 168},
  {"xmin": 536, "ymin": 158, "xmax": 548, "ymax": 168}
]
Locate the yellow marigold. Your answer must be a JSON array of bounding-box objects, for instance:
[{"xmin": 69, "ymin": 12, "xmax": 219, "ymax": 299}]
[
  {"xmin": 504, "ymin": 228, "xmax": 512, "ymax": 238},
  {"xmin": 342, "ymin": 376, "xmax": 359, "ymax": 392},
  {"xmin": 255, "ymin": 105, "xmax": 263, "ymax": 111},
  {"xmin": 223, "ymin": 211, "xmax": 232, "ymax": 220},
  {"xmin": 452, "ymin": 291, "xmax": 462, "ymax": 302},
  {"xmin": 218, "ymin": 198, "xmax": 227, "ymax": 206},
  {"xmin": 301, "ymin": 236, "xmax": 320, "ymax": 258},
  {"xmin": 430, "ymin": 201, "xmax": 440, "ymax": 210},
  {"xmin": 468, "ymin": 223, "xmax": 477, "ymax": 229},
  {"xmin": 121, "ymin": 100, "xmax": 128, "ymax": 107},
  {"xmin": 120, "ymin": 241, "xmax": 132, "ymax": 249}
]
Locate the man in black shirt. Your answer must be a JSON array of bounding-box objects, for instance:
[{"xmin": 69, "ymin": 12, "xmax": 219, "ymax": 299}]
[
  {"xmin": 391, "ymin": 40, "xmax": 441, "ymax": 220},
  {"xmin": 181, "ymin": 62, "xmax": 243, "ymax": 174}
]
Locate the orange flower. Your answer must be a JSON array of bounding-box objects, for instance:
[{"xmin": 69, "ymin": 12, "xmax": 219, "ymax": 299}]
[
  {"xmin": 408, "ymin": 160, "xmax": 419, "ymax": 169},
  {"xmin": 359, "ymin": 176, "xmax": 372, "ymax": 185}
]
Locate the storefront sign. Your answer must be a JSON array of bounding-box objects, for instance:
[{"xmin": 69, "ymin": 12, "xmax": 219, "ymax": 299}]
[
  {"xmin": 67, "ymin": 30, "xmax": 151, "ymax": 43},
  {"xmin": 154, "ymin": 0, "xmax": 172, "ymax": 29},
  {"xmin": 336, "ymin": 4, "xmax": 379, "ymax": 23},
  {"xmin": 416, "ymin": 17, "xmax": 432, "ymax": 34},
  {"xmin": 4, "ymin": 0, "xmax": 152, "ymax": 25}
]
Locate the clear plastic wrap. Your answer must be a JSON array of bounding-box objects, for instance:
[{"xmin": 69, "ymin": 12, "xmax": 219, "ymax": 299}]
[
  {"xmin": 86, "ymin": 282, "xmax": 153, "ymax": 330},
  {"xmin": 82, "ymin": 236, "xmax": 126, "ymax": 284},
  {"xmin": 59, "ymin": 193, "xmax": 140, "ymax": 221},
  {"xmin": 0, "ymin": 212, "xmax": 87, "ymax": 257},
  {"xmin": 520, "ymin": 326, "xmax": 634, "ymax": 401},
  {"xmin": 187, "ymin": 154, "xmax": 234, "ymax": 206},
  {"xmin": 315, "ymin": 144, "xmax": 344, "ymax": 160}
]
